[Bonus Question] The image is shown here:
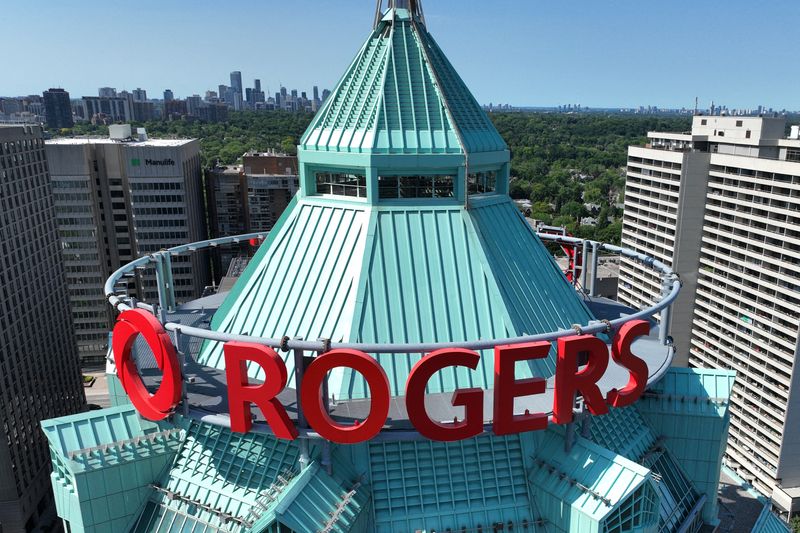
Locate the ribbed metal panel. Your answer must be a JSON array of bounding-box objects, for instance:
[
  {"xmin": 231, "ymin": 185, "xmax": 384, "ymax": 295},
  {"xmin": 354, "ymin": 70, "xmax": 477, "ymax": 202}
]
[
  {"xmin": 199, "ymin": 200, "xmax": 370, "ymax": 383},
  {"xmin": 301, "ymin": 10, "xmax": 506, "ymax": 155},
  {"xmin": 367, "ymin": 435, "xmax": 533, "ymax": 532},
  {"xmin": 529, "ymin": 429, "xmax": 652, "ymax": 527}
]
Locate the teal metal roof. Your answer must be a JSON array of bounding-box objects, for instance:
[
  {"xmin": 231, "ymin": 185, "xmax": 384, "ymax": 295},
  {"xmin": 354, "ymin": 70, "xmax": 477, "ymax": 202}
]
[
  {"xmin": 641, "ymin": 367, "xmax": 736, "ymax": 417},
  {"xmin": 136, "ymin": 418, "xmax": 301, "ymax": 532},
  {"xmin": 301, "ymin": 8, "xmax": 507, "ymax": 155},
  {"xmin": 41, "ymin": 405, "xmax": 180, "ymax": 473},
  {"xmin": 200, "ymin": 199, "xmax": 370, "ymax": 383},
  {"xmin": 267, "ymin": 458, "xmax": 371, "ymax": 533},
  {"xmin": 529, "ymin": 428, "xmax": 654, "ymax": 525},
  {"xmin": 752, "ymin": 504, "xmax": 791, "ymax": 533},
  {"xmin": 367, "ymin": 434, "xmax": 534, "ymax": 532}
]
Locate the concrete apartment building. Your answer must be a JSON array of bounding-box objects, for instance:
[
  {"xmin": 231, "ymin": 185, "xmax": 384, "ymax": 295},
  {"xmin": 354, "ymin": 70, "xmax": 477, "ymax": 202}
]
[
  {"xmin": 619, "ymin": 115, "xmax": 800, "ymax": 519},
  {"xmin": 207, "ymin": 151, "xmax": 298, "ymax": 278},
  {"xmin": 45, "ymin": 126, "xmax": 209, "ymax": 364},
  {"xmin": 0, "ymin": 126, "xmax": 85, "ymax": 531}
]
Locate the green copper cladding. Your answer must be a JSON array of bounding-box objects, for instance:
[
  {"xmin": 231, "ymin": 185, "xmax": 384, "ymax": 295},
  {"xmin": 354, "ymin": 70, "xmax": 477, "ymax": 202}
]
[{"xmin": 301, "ymin": 8, "xmax": 507, "ymax": 155}]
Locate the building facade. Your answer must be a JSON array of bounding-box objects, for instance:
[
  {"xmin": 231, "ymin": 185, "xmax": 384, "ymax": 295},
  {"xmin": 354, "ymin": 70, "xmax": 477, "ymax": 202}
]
[
  {"xmin": 81, "ymin": 96, "xmax": 132, "ymax": 124},
  {"xmin": 619, "ymin": 116, "xmax": 800, "ymax": 518},
  {"xmin": 42, "ymin": 89, "xmax": 74, "ymax": 129},
  {"xmin": 207, "ymin": 152, "xmax": 299, "ymax": 277},
  {"xmin": 0, "ymin": 125, "xmax": 85, "ymax": 531},
  {"xmin": 45, "ymin": 133, "xmax": 209, "ymax": 364}
]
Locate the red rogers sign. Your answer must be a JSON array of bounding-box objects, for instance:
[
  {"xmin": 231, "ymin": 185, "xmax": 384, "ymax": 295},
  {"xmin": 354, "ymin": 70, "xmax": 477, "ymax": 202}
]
[{"xmin": 113, "ymin": 310, "xmax": 651, "ymax": 444}]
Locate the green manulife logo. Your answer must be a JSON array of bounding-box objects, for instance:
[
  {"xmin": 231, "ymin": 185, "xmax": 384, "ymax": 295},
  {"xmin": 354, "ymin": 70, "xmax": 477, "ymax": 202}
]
[{"xmin": 131, "ymin": 158, "xmax": 141, "ymax": 167}]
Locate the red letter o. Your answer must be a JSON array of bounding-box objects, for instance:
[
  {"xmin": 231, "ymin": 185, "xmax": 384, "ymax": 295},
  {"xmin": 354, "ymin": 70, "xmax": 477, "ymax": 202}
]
[
  {"xmin": 112, "ymin": 310, "xmax": 182, "ymax": 421},
  {"xmin": 301, "ymin": 350, "xmax": 390, "ymax": 444}
]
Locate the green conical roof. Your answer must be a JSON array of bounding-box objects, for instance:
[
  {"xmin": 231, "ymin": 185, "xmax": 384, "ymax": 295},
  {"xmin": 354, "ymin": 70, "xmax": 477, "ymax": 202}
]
[{"xmin": 301, "ymin": 8, "xmax": 508, "ymax": 155}]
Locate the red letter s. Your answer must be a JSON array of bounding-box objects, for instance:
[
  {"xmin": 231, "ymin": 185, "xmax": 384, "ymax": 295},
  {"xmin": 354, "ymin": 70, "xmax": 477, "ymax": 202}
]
[{"xmin": 606, "ymin": 320, "xmax": 650, "ymax": 408}]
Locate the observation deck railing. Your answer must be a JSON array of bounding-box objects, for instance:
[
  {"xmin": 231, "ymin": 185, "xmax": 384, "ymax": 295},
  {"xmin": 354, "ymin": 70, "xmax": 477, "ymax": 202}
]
[
  {"xmin": 102, "ymin": 231, "xmax": 681, "ymax": 452},
  {"xmin": 104, "ymin": 232, "xmax": 681, "ymax": 356}
]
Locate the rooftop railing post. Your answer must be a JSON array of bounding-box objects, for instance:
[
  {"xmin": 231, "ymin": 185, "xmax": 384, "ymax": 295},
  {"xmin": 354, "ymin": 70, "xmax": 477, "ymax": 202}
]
[
  {"xmin": 175, "ymin": 328, "xmax": 189, "ymax": 417},
  {"xmin": 153, "ymin": 254, "xmax": 169, "ymax": 323},
  {"xmin": 589, "ymin": 241, "xmax": 600, "ymax": 298},
  {"xmin": 317, "ymin": 341, "xmax": 333, "ymax": 476},
  {"xmin": 163, "ymin": 252, "xmax": 176, "ymax": 312},
  {"xmin": 580, "ymin": 240, "xmax": 589, "ymax": 292},
  {"xmin": 659, "ymin": 276, "xmax": 673, "ymax": 345},
  {"xmin": 293, "ymin": 338, "xmax": 310, "ymax": 471}
]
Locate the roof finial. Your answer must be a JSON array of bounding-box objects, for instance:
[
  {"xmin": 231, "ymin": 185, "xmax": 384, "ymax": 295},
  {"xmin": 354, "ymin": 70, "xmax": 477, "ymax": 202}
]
[{"xmin": 374, "ymin": 0, "xmax": 425, "ymax": 27}]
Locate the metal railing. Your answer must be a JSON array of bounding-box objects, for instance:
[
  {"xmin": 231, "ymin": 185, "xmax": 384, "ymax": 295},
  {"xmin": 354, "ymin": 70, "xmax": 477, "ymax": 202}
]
[{"xmin": 104, "ymin": 232, "xmax": 681, "ymax": 358}]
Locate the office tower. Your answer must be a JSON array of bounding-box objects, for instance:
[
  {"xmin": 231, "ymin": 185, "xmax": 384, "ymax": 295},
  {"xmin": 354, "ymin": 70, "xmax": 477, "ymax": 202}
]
[
  {"xmin": 81, "ymin": 96, "xmax": 132, "ymax": 123},
  {"xmin": 245, "ymin": 87, "xmax": 253, "ymax": 107},
  {"xmin": 313, "ymin": 85, "xmax": 319, "ymax": 102},
  {"xmin": 204, "ymin": 90, "xmax": 217, "ymax": 102},
  {"xmin": 185, "ymin": 95, "xmax": 202, "ymax": 117},
  {"xmin": 322, "ymin": 88, "xmax": 331, "ymax": 102},
  {"xmin": 254, "ymin": 79, "xmax": 261, "ymax": 94},
  {"xmin": 163, "ymin": 89, "xmax": 174, "ymax": 102},
  {"xmin": 98, "ymin": 87, "xmax": 116, "ymax": 98},
  {"xmin": 207, "ymin": 151, "xmax": 299, "ymax": 276},
  {"xmin": 619, "ymin": 116, "xmax": 800, "ymax": 518},
  {"xmin": 45, "ymin": 127, "xmax": 210, "ymax": 363},
  {"xmin": 230, "ymin": 71, "xmax": 243, "ymax": 95},
  {"xmin": 132, "ymin": 88, "xmax": 147, "ymax": 102},
  {"xmin": 42, "ymin": 88, "xmax": 74, "ymax": 129},
  {"xmin": 0, "ymin": 125, "xmax": 85, "ymax": 531},
  {"xmin": 233, "ymin": 91, "xmax": 243, "ymax": 111}
]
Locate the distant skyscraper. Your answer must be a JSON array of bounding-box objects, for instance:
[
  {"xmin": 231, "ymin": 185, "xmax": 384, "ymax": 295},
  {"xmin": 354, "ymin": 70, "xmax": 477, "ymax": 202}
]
[
  {"xmin": 46, "ymin": 130, "xmax": 210, "ymax": 362},
  {"xmin": 322, "ymin": 88, "xmax": 331, "ymax": 102},
  {"xmin": 42, "ymin": 88, "xmax": 74, "ymax": 129},
  {"xmin": 0, "ymin": 125, "xmax": 85, "ymax": 531},
  {"xmin": 132, "ymin": 88, "xmax": 147, "ymax": 102},
  {"xmin": 254, "ymin": 79, "xmax": 261, "ymax": 93},
  {"xmin": 230, "ymin": 71, "xmax": 243, "ymax": 95},
  {"xmin": 619, "ymin": 115, "xmax": 800, "ymax": 517},
  {"xmin": 98, "ymin": 87, "xmax": 116, "ymax": 98},
  {"xmin": 82, "ymin": 96, "xmax": 132, "ymax": 123},
  {"xmin": 313, "ymin": 85, "xmax": 319, "ymax": 102},
  {"xmin": 163, "ymin": 89, "xmax": 174, "ymax": 102}
]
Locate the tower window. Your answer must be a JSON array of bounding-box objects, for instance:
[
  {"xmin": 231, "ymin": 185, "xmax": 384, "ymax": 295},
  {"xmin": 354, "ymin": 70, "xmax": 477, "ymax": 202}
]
[
  {"xmin": 468, "ymin": 171, "xmax": 498, "ymax": 195},
  {"xmin": 378, "ymin": 175, "xmax": 454, "ymax": 199},
  {"xmin": 315, "ymin": 172, "xmax": 367, "ymax": 198}
]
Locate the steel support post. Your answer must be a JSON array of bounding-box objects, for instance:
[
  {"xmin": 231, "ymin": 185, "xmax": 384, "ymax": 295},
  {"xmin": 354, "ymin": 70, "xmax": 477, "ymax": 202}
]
[
  {"xmin": 580, "ymin": 240, "xmax": 589, "ymax": 292},
  {"xmin": 293, "ymin": 339, "xmax": 310, "ymax": 471},
  {"xmin": 153, "ymin": 255, "xmax": 169, "ymax": 322},
  {"xmin": 589, "ymin": 241, "xmax": 600, "ymax": 297},
  {"xmin": 163, "ymin": 252, "xmax": 176, "ymax": 312}
]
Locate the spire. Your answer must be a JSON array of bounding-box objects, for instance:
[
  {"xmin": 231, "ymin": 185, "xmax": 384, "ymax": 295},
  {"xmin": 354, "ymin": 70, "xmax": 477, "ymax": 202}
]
[{"xmin": 374, "ymin": 0, "xmax": 425, "ymax": 27}]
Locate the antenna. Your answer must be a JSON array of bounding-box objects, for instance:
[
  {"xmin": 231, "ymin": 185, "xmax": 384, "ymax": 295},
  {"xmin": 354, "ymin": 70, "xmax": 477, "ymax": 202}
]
[{"xmin": 694, "ymin": 97, "xmax": 698, "ymax": 116}]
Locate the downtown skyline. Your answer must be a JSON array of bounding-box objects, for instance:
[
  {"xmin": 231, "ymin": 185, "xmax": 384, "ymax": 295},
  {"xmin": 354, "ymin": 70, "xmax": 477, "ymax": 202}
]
[{"xmin": 2, "ymin": 0, "xmax": 798, "ymax": 110}]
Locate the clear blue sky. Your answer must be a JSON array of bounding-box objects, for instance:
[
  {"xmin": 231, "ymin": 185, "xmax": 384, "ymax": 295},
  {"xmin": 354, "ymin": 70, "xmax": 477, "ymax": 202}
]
[{"xmin": 3, "ymin": 0, "xmax": 798, "ymax": 110}]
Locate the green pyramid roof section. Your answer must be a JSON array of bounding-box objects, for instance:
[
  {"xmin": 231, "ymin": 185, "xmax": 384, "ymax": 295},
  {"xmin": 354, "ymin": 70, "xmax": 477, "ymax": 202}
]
[
  {"xmin": 301, "ymin": 9, "xmax": 507, "ymax": 155},
  {"xmin": 752, "ymin": 504, "xmax": 792, "ymax": 533},
  {"xmin": 200, "ymin": 199, "xmax": 371, "ymax": 384},
  {"xmin": 529, "ymin": 428, "xmax": 657, "ymax": 529},
  {"xmin": 203, "ymin": 197, "xmax": 595, "ymax": 398},
  {"xmin": 133, "ymin": 418, "xmax": 302, "ymax": 533},
  {"xmin": 366, "ymin": 435, "xmax": 534, "ymax": 532}
]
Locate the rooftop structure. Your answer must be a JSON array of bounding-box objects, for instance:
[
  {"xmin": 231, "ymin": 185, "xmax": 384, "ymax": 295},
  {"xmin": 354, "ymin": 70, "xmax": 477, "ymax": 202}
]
[{"xmin": 42, "ymin": 3, "xmax": 734, "ymax": 532}]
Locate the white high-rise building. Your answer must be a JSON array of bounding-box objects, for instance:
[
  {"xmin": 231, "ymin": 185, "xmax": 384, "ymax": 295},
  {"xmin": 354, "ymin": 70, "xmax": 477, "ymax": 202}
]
[
  {"xmin": 0, "ymin": 125, "xmax": 85, "ymax": 531},
  {"xmin": 619, "ymin": 115, "xmax": 800, "ymax": 519},
  {"xmin": 45, "ymin": 130, "xmax": 210, "ymax": 364}
]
